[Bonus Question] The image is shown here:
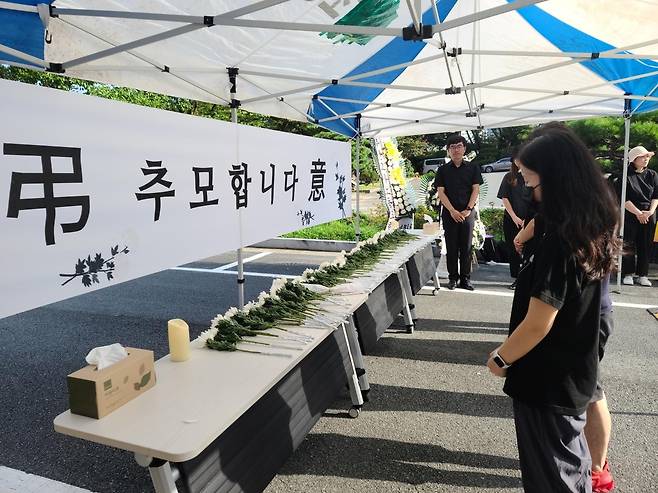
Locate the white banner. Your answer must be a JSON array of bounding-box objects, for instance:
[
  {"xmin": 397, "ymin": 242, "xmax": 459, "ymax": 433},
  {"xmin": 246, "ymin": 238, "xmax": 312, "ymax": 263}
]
[
  {"xmin": 0, "ymin": 79, "xmax": 351, "ymax": 319},
  {"xmin": 479, "ymin": 173, "xmax": 505, "ymax": 209}
]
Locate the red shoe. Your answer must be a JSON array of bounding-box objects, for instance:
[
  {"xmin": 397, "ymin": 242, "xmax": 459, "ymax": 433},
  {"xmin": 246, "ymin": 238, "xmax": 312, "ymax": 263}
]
[{"xmin": 592, "ymin": 460, "xmax": 615, "ymax": 493}]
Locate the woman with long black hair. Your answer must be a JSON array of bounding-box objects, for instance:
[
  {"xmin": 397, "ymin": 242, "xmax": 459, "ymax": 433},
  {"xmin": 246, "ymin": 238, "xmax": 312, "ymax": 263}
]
[
  {"xmin": 486, "ymin": 125, "xmax": 621, "ymax": 492},
  {"xmin": 497, "ymin": 148, "xmax": 533, "ymax": 288}
]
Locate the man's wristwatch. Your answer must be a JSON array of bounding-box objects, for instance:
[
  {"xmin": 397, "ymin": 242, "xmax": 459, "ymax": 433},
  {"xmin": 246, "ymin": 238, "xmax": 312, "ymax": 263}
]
[{"xmin": 491, "ymin": 348, "xmax": 511, "ymax": 369}]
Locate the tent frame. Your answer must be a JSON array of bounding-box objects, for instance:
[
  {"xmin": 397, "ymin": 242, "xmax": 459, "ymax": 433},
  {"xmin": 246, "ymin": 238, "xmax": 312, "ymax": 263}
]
[
  {"xmin": 1, "ymin": 3, "xmax": 655, "ymax": 136},
  {"xmin": 1, "ymin": 0, "xmax": 656, "ymax": 295}
]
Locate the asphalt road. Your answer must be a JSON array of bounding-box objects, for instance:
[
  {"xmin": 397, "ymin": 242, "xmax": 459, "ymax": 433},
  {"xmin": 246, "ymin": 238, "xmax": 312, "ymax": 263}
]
[
  {"xmin": 0, "ymin": 248, "xmax": 334, "ymax": 493},
  {"xmin": 1, "ymin": 250, "xmax": 656, "ymax": 492}
]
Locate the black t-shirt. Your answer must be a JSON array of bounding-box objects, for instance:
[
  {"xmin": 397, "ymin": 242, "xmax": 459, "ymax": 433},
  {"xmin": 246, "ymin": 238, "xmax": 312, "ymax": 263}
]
[
  {"xmin": 434, "ymin": 160, "xmax": 483, "ymax": 211},
  {"xmin": 503, "ymin": 228, "xmax": 601, "ymax": 415},
  {"xmin": 497, "ymin": 171, "xmax": 533, "ymax": 220},
  {"xmin": 621, "ymin": 166, "xmax": 658, "ymax": 209},
  {"xmin": 600, "ymin": 274, "xmax": 612, "ymax": 315}
]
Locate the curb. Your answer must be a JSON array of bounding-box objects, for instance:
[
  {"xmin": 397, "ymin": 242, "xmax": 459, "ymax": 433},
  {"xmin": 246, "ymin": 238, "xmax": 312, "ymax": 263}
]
[{"xmin": 252, "ymin": 237, "xmax": 356, "ymax": 252}]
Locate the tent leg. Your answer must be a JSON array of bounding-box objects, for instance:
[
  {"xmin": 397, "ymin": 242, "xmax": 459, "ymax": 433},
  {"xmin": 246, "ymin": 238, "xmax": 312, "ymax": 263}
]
[
  {"xmin": 229, "ymin": 67, "xmax": 245, "ymax": 308},
  {"xmin": 355, "ymin": 132, "xmax": 361, "ymax": 243},
  {"xmin": 615, "ymin": 101, "xmax": 631, "ymax": 292}
]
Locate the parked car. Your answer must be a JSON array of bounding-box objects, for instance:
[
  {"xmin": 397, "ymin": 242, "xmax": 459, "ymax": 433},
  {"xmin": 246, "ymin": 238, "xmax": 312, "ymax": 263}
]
[
  {"xmin": 480, "ymin": 157, "xmax": 512, "ymax": 173},
  {"xmin": 422, "ymin": 157, "xmax": 447, "ymax": 174}
]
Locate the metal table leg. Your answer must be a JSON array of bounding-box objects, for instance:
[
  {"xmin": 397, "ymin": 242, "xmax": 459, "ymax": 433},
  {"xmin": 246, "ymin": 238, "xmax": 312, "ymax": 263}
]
[
  {"xmin": 397, "ymin": 268, "xmax": 415, "ymax": 334},
  {"xmin": 338, "ymin": 322, "xmax": 364, "ymax": 418},
  {"xmin": 345, "ymin": 315, "xmax": 370, "ymax": 400},
  {"xmin": 135, "ymin": 454, "xmax": 179, "ymax": 493},
  {"xmin": 432, "ymin": 270, "xmax": 441, "ymax": 295}
]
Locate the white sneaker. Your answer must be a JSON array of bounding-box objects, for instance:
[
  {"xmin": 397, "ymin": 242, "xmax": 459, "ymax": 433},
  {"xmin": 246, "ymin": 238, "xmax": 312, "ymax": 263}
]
[
  {"xmin": 622, "ymin": 275, "xmax": 634, "ymax": 285},
  {"xmin": 638, "ymin": 276, "xmax": 652, "ymax": 287}
]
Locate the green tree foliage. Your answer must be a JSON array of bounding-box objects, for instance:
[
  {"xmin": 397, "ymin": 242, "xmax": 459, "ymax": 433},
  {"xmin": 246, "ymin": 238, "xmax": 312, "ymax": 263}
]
[
  {"xmin": 398, "ymin": 113, "xmax": 658, "ymax": 177},
  {"xmin": 566, "ymin": 116, "xmax": 658, "ymax": 173},
  {"xmin": 3, "ymin": 66, "xmax": 657, "ymax": 178},
  {"xmin": 0, "ymin": 66, "xmax": 382, "ymax": 183},
  {"xmin": 397, "ymin": 133, "xmax": 444, "ymax": 170}
]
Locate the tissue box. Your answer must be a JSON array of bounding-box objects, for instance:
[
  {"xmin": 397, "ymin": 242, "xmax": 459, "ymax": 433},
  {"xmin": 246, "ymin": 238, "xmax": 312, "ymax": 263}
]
[
  {"xmin": 423, "ymin": 222, "xmax": 440, "ymax": 235},
  {"xmin": 67, "ymin": 347, "xmax": 156, "ymax": 419}
]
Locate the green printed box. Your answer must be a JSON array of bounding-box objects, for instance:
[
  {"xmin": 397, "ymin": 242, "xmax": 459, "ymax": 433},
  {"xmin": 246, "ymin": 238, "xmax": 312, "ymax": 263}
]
[{"xmin": 67, "ymin": 347, "xmax": 156, "ymax": 419}]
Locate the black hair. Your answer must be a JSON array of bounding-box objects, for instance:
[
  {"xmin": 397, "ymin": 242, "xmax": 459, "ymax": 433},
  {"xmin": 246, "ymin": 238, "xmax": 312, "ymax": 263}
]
[
  {"xmin": 446, "ymin": 133, "xmax": 467, "ymax": 147},
  {"xmin": 518, "ymin": 125, "xmax": 621, "ymax": 279}
]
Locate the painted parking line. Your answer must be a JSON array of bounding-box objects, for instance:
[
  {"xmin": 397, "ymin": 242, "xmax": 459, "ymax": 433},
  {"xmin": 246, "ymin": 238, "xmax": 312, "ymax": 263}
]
[
  {"xmin": 171, "ymin": 267, "xmax": 298, "ymax": 279},
  {"xmin": 212, "ymin": 251, "xmax": 272, "ymax": 271},
  {"xmin": 170, "ymin": 251, "xmax": 272, "ymax": 274},
  {"xmin": 218, "ymin": 270, "xmax": 298, "ymax": 279},
  {"xmin": 612, "ymin": 301, "xmax": 657, "ymax": 309},
  {"xmin": 0, "ymin": 466, "xmax": 94, "ymax": 493},
  {"xmin": 421, "ymin": 285, "xmax": 514, "ymax": 298},
  {"xmin": 421, "ymin": 285, "xmax": 655, "ymax": 309},
  {"xmin": 172, "ymin": 265, "xmax": 656, "ymax": 311}
]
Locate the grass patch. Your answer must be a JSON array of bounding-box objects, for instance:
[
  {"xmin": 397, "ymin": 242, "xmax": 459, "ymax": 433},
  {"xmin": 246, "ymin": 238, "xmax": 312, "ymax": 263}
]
[
  {"xmin": 358, "ymin": 183, "xmax": 381, "ymax": 192},
  {"xmin": 282, "ymin": 213, "xmax": 387, "ymax": 241}
]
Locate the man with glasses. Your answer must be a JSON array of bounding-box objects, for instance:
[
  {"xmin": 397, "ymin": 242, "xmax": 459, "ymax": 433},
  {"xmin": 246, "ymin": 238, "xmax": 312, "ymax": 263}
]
[{"xmin": 434, "ymin": 134, "xmax": 483, "ymax": 290}]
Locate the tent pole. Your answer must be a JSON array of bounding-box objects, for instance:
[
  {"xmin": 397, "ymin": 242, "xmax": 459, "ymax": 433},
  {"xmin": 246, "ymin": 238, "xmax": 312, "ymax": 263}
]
[
  {"xmin": 355, "ymin": 114, "xmax": 362, "ymax": 243},
  {"xmin": 616, "ymin": 98, "xmax": 632, "ymax": 292},
  {"xmin": 229, "ymin": 67, "xmax": 245, "ymax": 308}
]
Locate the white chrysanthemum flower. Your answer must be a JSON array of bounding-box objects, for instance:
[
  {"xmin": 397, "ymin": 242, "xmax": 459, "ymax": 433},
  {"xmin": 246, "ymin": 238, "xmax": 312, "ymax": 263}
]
[
  {"xmin": 318, "ymin": 261, "xmax": 331, "ymax": 270},
  {"xmin": 243, "ymin": 301, "xmax": 255, "ymax": 313},
  {"xmin": 257, "ymin": 291, "xmax": 268, "ymax": 306},
  {"xmin": 197, "ymin": 326, "xmax": 218, "ymax": 344},
  {"xmin": 224, "ymin": 306, "xmax": 239, "ymax": 319},
  {"xmin": 209, "ymin": 313, "xmax": 223, "ymax": 330},
  {"xmin": 269, "ymin": 277, "xmax": 287, "ymax": 298},
  {"xmin": 301, "ymin": 268, "xmax": 315, "ymax": 279},
  {"xmin": 333, "ymin": 252, "xmax": 347, "ymax": 267}
]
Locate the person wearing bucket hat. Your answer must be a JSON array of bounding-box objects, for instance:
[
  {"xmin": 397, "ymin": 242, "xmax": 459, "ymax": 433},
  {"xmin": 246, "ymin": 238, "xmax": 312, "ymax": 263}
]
[{"xmin": 620, "ymin": 145, "xmax": 657, "ymax": 287}]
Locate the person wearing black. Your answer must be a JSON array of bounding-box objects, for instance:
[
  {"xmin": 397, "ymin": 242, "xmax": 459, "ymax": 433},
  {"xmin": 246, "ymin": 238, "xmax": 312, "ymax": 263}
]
[
  {"xmin": 620, "ymin": 145, "xmax": 657, "ymax": 287},
  {"xmin": 434, "ymin": 134, "xmax": 483, "ymax": 290},
  {"xmin": 497, "ymin": 149, "xmax": 533, "ymax": 289},
  {"xmin": 486, "ymin": 126, "xmax": 621, "ymax": 492}
]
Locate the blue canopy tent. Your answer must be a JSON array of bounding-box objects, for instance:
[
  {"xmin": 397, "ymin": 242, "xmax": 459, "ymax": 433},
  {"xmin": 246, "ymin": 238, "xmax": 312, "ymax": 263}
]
[{"xmin": 1, "ymin": 0, "xmax": 657, "ymax": 292}]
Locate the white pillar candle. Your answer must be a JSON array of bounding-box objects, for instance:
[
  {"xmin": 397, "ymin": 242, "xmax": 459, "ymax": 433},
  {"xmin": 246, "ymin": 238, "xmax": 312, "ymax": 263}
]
[{"xmin": 168, "ymin": 319, "xmax": 190, "ymax": 362}]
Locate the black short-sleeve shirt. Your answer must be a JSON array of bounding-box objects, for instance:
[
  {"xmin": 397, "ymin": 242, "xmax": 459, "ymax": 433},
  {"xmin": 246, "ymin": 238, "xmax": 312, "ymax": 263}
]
[
  {"xmin": 497, "ymin": 171, "xmax": 533, "ymax": 220},
  {"xmin": 503, "ymin": 229, "xmax": 601, "ymax": 415},
  {"xmin": 433, "ymin": 160, "xmax": 483, "ymax": 211},
  {"xmin": 621, "ymin": 166, "xmax": 658, "ymax": 209}
]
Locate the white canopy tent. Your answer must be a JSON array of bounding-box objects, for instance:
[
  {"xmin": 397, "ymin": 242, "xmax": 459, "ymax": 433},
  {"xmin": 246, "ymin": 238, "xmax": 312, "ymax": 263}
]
[{"xmin": 1, "ymin": 0, "xmax": 657, "ymax": 292}]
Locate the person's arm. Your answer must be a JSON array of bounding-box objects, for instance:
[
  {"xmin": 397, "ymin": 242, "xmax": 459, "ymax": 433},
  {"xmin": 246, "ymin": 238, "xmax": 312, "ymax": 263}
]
[
  {"xmin": 639, "ymin": 199, "xmax": 658, "ymax": 224},
  {"xmin": 625, "ymin": 200, "xmax": 644, "ymax": 216},
  {"xmin": 513, "ymin": 217, "xmax": 535, "ymax": 253},
  {"xmin": 437, "ymin": 187, "xmax": 464, "ymax": 223},
  {"xmin": 463, "ymin": 184, "xmax": 479, "ymax": 215},
  {"xmin": 487, "ymin": 297, "xmax": 559, "ymax": 377},
  {"xmin": 645, "ymin": 175, "xmax": 658, "ymax": 219},
  {"xmin": 502, "ymin": 198, "xmax": 523, "ymax": 228},
  {"xmin": 626, "ymin": 199, "xmax": 650, "ymax": 224}
]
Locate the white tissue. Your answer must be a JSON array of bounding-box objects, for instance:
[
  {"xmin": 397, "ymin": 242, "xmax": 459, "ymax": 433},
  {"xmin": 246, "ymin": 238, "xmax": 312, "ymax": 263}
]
[{"xmin": 85, "ymin": 343, "xmax": 128, "ymax": 370}]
